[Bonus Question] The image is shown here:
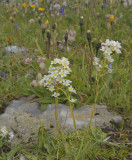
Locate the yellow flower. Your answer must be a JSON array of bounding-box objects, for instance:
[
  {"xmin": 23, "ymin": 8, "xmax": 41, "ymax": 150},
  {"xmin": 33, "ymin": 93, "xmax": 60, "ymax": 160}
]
[
  {"xmin": 22, "ymin": 3, "xmax": 26, "ymax": 8},
  {"xmin": 38, "ymin": 8, "xmax": 44, "ymax": 11},
  {"xmin": 7, "ymin": 8, "xmax": 11, "ymax": 12},
  {"xmin": 110, "ymin": 16, "xmax": 114, "ymax": 22},
  {"xmin": 9, "ymin": 16, "xmax": 13, "ymax": 20},
  {"xmin": 40, "ymin": 0, "xmax": 43, "ymax": 2},
  {"xmin": 7, "ymin": 37, "xmax": 12, "ymax": 44},
  {"xmin": 14, "ymin": 8, "xmax": 18, "ymax": 12},
  {"xmin": 30, "ymin": 5, "xmax": 36, "ymax": 9},
  {"xmin": 9, "ymin": 16, "xmax": 14, "ymax": 23},
  {"xmin": 44, "ymin": 20, "xmax": 49, "ymax": 25}
]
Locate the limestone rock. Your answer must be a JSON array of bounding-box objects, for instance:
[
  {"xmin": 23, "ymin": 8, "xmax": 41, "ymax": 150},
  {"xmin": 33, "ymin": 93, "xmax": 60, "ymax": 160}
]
[{"xmin": 0, "ymin": 98, "xmax": 122, "ymax": 144}]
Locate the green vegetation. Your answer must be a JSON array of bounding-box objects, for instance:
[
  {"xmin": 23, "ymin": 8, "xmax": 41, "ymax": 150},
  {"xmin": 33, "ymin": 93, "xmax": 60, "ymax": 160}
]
[{"xmin": 0, "ymin": 0, "xmax": 131, "ymax": 159}]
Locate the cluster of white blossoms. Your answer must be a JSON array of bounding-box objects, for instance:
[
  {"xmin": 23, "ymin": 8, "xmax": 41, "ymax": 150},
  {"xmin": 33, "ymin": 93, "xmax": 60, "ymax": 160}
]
[
  {"xmin": 0, "ymin": 126, "xmax": 14, "ymax": 140},
  {"xmin": 100, "ymin": 39, "xmax": 122, "ymax": 62},
  {"xmin": 39, "ymin": 57, "xmax": 77, "ymax": 102},
  {"xmin": 93, "ymin": 57, "xmax": 102, "ymax": 72},
  {"xmin": 93, "ymin": 39, "xmax": 122, "ymax": 73}
]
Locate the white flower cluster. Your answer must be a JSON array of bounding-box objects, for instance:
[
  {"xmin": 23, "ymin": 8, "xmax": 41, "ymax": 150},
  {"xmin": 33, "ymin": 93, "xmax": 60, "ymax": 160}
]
[
  {"xmin": 101, "ymin": 39, "xmax": 122, "ymax": 55},
  {"xmin": 93, "ymin": 57, "xmax": 102, "ymax": 72},
  {"xmin": 93, "ymin": 39, "xmax": 122, "ymax": 73},
  {"xmin": 0, "ymin": 126, "xmax": 14, "ymax": 140},
  {"xmin": 39, "ymin": 57, "xmax": 77, "ymax": 100}
]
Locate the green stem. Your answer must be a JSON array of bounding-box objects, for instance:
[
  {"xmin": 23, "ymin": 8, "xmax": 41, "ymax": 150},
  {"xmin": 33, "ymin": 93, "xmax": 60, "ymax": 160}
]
[
  {"xmin": 54, "ymin": 89, "xmax": 59, "ymax": 140},
  {"xmin": 58, "ymin": 87, "xmax": 77, "ymax": 136},
  {"xmin": 87, "ymin": 72, "xmax": 100, "ymax": 133},
  {"xmin": 69, "ymin": 101, "xmax": 77, "ymax": 136}
]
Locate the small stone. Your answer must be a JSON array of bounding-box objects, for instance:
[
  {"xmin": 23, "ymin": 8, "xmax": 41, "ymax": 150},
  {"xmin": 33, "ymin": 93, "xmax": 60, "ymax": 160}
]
[
  {"xmin": 19, "ymin": 155, "xmax": 27, "ymax": 160},
  {"xmin": 111, "ymin": 116, "xmax": 122, "ymax": 124}
]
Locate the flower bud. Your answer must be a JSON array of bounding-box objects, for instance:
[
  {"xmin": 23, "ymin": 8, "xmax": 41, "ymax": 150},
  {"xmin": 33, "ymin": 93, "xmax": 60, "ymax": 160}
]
[
  {"xmin": 80, "ymin": 16, "xmax": 84, "ymax": 34},
  {"xmin": 80, "ymin": 16, "xmax": 84, "ymax": 26},
  {"xmin": 87, "ymin": 30, "xmax": 92, "ymax": 41},
  {"xmin": 47, "ymin": 30, "xmax": 51, "ymax": 42},
  {"xmin": 52, "ymin": 23, "xmax": 57, "ymax": 31},
  {"xmin": 36, "ymin": 73, "xmax": 42, "ymax": 81},
  {"xmin": 96, "ymin": 40, "xmax": 102, "ymax": 56},
  {"xmin": 39, "ymin": 62, "xmax": 45, "ymax": 69},
  {"xmin": 42, "ymin": 27, "xmax": 45, "ymax": 39},
  {"xmin": 38, "ymin": 17, "xmax": 42, "ymax": 25},
  {"xmin": 30, "ymin": 80, "xmax": 38, "ymax": 87},
  {"xmin": 97, "ymin": 12, "xmax": 100, "ymax": 17},
  {"xmin": 64, "ymin": 30, "xmax": 68, "ymax": 45}
]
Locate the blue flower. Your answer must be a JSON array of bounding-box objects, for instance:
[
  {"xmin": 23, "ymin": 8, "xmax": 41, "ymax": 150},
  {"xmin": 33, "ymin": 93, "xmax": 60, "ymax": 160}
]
[
  {"xmin": 108, "ymin": 63, "xmax": 112, "ymax": 69},
  {"xmin": 60, "ymin": 9, "xmax": 64, "ymax": 15},
  {"xmin": 104, "ymin": 3, "xmax": 107, "ymax": 7},
  {"xmin": 1, "ymin": 72, "xmax": 5, "ymax": 78},
  {"xmin": 15, "ymin": 23, "xmax": 18, "ymax": 28},
  {"xmin": 50, "ymin": 8, "xmax": 53, "ymax": 12}
]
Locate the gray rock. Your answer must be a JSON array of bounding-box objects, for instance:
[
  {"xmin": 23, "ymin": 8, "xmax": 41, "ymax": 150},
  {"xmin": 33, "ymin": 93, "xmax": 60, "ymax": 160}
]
[
  {"xmin": 19, "ymin": 155, "xmax": 27, "ymax": 160},
  {"xmin": 0, "ymin": 98, "xmax": 122, "ymax": 144},
  {"xmin": 4, "ymin": 46, "xmax": 27, "ymax": 56}
]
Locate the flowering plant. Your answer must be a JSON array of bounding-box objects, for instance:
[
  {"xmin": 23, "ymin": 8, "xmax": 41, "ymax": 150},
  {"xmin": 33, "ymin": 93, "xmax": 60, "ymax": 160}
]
[
  {"xmin": 39, "ymin": 57, "xmax": 76, "ymax": 97},
  {"xmin": 39, "ymin": 57, "xmax": 77, "ymax": 136},
  {"xmin": 93, "ymin": 39, "xmax": 122, "ymax": 73},
  {"xmin": 0, "ymin": 126, "xmax": 14, "ymax": 145},
  {"xmin": 88, "ymin": 39, "xmax": 122, "ymax": 133}
]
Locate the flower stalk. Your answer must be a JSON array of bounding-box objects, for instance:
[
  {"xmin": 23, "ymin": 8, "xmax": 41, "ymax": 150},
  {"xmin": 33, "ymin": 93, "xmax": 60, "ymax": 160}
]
[
  {"xmin": 69, "ymin": 101, "xmax": 77, "ymax": 136},
  {"xmin": 87, "ymin": 72, "xmax": 100, "ymax": 134},
  {"xmin": 55, "ymin": 90, "xmax": 59, "ymax": 139}
]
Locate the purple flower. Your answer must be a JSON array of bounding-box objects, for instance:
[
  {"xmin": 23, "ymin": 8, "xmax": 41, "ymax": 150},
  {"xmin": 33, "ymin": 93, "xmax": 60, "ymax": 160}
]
[
  {"xmin": 25, "ymin": 58, "xmax": 33, "ymax": 64},
  {"xmin": 50, "ymin": 8, "xmax": 53, "ymax": 12},
  {"xmin": 1, "ymin": 72, "xmax": 5, "ymax": 78},
  {"xmin": 104, "ymin": 3, "xmax": 107, "ymax": 7},
  {"xmin": 15, "ymin": 23, "xmax": 18, "ymax": 28},
  {"xmin": 108, "ymin": 63, "xmax": 112, "ymax": 69},
  {"xmin": 37, "ymin": 57, "xmax": 45, "ymax": 64},
  {"xmin": 60, "ymin": 9, "xmax": 64, "ymax": 15}
]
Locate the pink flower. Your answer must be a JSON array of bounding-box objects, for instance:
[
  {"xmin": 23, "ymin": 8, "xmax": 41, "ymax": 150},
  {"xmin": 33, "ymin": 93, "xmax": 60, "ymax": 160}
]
[
  {"xmin": 25, "ymin": 58, "xmax": 33, "ymax": 63},
  {"xmin": 37, "ymin": 57, "xmax": 45, "ymax": 64}
]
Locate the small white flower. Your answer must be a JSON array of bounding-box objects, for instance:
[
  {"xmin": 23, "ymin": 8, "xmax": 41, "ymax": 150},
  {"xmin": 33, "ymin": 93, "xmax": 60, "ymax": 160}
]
[
  {"xmin": 96, "ymin": 64, "xmax": 102, "ymax": 72},
  {"xmin": 104, "ymin": 47, "xmax": 112, "ymax": 55},
  {"xmin": 68, "ymin": 86, "xmax": 76, "ymax": 94},
  {"xmin": 51, "ymin": 58, "xmax": 59, "ymax": 64},
  {"xmin": 51, "ymin": 71, "xmax": 58, "ymax": 78},
  {"xmin": 47, "ymin": 80, "xmax": 52, "ymax": 85},
  {"xmin": 1, "ymin": 126, "xmax": 7, "ymax": 133},
  {"xmin": 93, "ymin": 57, "xmax": 100, "ymax": 66},
  {"xmin": 54, "ymin": 4, "xmax": 61, "ymax": 10},
  {"xmin": 60, "ymin": 70, "xmax": 66, "ymax": 78},
  {"xmin": 62, "ymin": 1, "xmax": 67, "ymax": 7},
  {"xmin": 52, "ymin": 92, "xmax": 60, "ymax": 97},
  {"xmin": 0, "ymin": 126, "xmax": 8, "ymax": 137},
  {"xmin": 108, "ymin": 68, "xmax": 113, "ymax": 73},
  {"xmin": 70, "ymin": 99, "xmax": 77, "ymax": 103},
  {"xmin": 105, "ymin": 55, "xmax": 114, "ymax": 62},
  {"xmin": 58, "ymin": 59, "xmax": 62, "ymax": 65},
  {"xmin": 9, "ymin": 132, "xmax": 14, "ymax": 140},
  {"xmin": 48, "ymin": 86, "xmax": 55, "ymax": 92},
  {"xmin": 63, "ymin": 79, "xmax": 72, "ymax": 86},
  {"xmin": 57, "ymin": 77, "xmax": 63, "ymax": 83}
]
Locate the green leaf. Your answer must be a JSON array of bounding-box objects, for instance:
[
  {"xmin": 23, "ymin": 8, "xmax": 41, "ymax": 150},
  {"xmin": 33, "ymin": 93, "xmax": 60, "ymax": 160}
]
[{"xmin": 7, "ymin": 146, "xmax": 21, "ymax": 159}]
